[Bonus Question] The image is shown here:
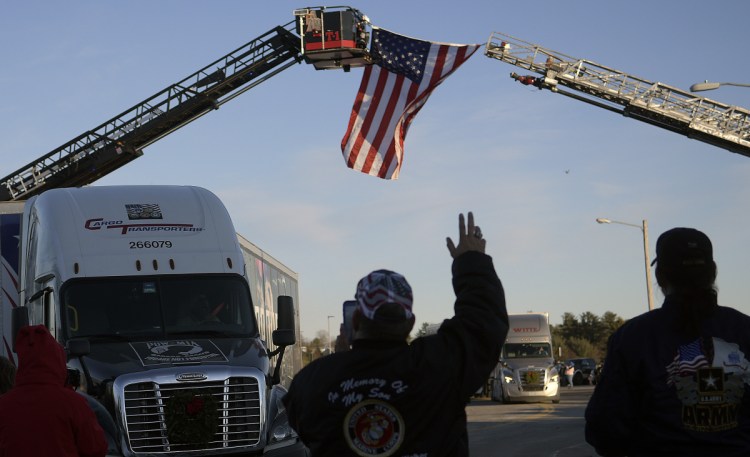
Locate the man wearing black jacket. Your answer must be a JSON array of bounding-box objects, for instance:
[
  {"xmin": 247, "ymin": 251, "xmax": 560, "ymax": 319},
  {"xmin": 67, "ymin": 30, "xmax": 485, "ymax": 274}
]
[
  {"xmin": 585, "ymin": 227, "xmax": 750, "ymax": 456},
  {"xmin": 283, "ymin": 212, "xmax": 509, "ymax": 456}
]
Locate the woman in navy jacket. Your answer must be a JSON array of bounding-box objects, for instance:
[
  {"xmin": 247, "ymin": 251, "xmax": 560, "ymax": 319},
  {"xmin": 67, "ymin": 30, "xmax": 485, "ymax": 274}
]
[{"xmin": 585, "ymin": 228, "xmax": 750, "ymax": 456}]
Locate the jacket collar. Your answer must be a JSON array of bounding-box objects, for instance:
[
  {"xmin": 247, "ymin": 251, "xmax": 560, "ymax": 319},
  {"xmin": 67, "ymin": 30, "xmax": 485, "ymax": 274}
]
[{"xmin": 351, "ymin": 338, "xmax": 409, "ymax": 350}]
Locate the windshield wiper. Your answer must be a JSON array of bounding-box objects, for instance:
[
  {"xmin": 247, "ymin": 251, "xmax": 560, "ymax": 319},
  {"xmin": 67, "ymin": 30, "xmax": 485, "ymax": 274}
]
[
  {"xmin": 74, "ymin": 334, "xmax": 132, "ymax": 342},
  {"xmin": 77, "ymin": 332, "xmax": 162, "ymax": 342},
  {"xmin": 167, "ymin": 330, "xmax": 245, "ymax": 338}
]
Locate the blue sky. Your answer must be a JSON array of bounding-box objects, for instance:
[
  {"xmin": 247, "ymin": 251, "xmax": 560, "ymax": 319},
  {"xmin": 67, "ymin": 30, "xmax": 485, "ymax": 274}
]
[{"xmin": 2, "ymin": 1, "xmax": 750, "ymax": 340}]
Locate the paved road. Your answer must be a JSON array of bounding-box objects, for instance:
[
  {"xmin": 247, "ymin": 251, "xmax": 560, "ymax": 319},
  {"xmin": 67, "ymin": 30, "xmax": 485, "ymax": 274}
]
[{"xmin": 467, "ymin": 385, "xmax": 598, "ymax": 457}]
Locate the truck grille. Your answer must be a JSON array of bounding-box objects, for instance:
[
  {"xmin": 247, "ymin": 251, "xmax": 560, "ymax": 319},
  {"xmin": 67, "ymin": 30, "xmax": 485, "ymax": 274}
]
[
  {"xmin": 520, "ymin": 368, "xmax": 546, "ymax": 391},
  {"xmin": 120, "ymin": 373, "xmax": 263, "ymax": 454}
]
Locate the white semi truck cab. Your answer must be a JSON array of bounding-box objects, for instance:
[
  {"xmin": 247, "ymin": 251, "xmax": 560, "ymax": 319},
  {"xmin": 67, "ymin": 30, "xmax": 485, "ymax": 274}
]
[
  {"xmin": 490, "ymin": 312, "xmax": 560, "ymax": 403},
  {"xmin": 9, "ymin": 185, "xmax": 307, "ymax": 456}
]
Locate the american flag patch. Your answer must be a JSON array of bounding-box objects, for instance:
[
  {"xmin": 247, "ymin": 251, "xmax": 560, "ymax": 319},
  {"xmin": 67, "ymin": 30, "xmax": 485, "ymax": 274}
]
[
  {"xmin": 666, "ymin": 338, "xmax": 709, "ymax": 385},
  {"xmin": 126, "ymin": 203, "xmax": 163, "ymax": 220}
]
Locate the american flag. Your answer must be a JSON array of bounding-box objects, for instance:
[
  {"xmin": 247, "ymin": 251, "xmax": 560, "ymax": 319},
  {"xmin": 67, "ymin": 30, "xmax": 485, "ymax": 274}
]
[
  {"xmin": 666, "ymin": 339, "xmax": 709, "ymax": 385},
  {"xmin": 126, "ymin": 203, "xmax": 163, "ymax": 220},
  {"xmin": 341, "ymin": 28, "xmax": 480, "ymax": 179}
]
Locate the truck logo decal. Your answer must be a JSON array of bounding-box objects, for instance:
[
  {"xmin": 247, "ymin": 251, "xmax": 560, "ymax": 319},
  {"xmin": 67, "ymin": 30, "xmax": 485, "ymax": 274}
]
[
  {"xmin": 513, "ymin": 327, "xmax": 540, "ymax": 332},
  {"xmin": 176, "ymin": 372, "xmax": 208, "ymax": 382},
  {"xmin": 130, "ymin": 340, "xmax": 227, "ymax": 366},
  {"xmin": 85, "ymin": 218, "xmax": 203, "ymax": 234},
  {"xmin": 126, "ymin": 203, "xmax": 163, "ymax": 220}
]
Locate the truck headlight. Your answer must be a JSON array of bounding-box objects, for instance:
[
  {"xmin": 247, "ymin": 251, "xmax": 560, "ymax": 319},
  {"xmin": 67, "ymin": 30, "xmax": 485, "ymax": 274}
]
[
  {"xmin": 269, "ymin": 409, "xmax": 295, "ymax": 443},
  {"xmin": 268, "ymin": 386, "xmax": 298, "ymax": 446},
  {"xmin": 503, "ymin": 375, "xmax": 515, "ymax": 384}
]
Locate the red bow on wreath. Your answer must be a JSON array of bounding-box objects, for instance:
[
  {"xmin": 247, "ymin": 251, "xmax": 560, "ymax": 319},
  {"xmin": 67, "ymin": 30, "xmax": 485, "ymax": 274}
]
[
  {"xmin": 186, "ymin": 397, "xmax": 205, "ymax": 416},
  {"xmin": 166, "ymin": 390, "xmax": 218, "ymax": 446}
]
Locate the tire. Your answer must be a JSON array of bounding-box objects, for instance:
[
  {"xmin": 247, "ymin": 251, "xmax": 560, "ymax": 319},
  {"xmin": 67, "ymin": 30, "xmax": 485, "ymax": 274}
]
[
  {"xmin": 573, "ymin": 371, "xmax": 584, "ymax": 386},
  {"xmin": 490, "ymin": 380, "xmax": 501, "ymax": 402},
  {"xmin": 501, "ymin": 388, "xmax": 511, "ymax": 404}
]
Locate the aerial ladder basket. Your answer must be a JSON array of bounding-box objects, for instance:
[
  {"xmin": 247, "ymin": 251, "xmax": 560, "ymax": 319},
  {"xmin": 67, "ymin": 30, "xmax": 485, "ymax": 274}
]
[{"xmin": 294, "ymin": 6, "xmax": 372, "ymax": 72}]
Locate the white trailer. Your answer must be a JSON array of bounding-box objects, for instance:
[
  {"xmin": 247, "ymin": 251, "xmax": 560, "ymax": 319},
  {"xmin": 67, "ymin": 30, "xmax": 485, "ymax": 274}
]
[
  {"xmin": 0, "ymin": 202, "xmax": 24, "ymax": 362},
  {"xmin": 490, "ymin": 312, "xmax": 560, "ymax": 403},
  {"xmin": 238, "ymin": 234, "xmax": 303, "ymax": 388}
]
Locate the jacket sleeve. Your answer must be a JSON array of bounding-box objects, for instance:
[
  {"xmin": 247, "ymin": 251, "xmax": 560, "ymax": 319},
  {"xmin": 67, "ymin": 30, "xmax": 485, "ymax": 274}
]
[
  {"xmin": 584, "ymin": 327, "xmax": 635, "ymax": 456},
  {"xmin": 71, "ymin": 394, "xmax": 109, "ymax": 457},
  {"xmin": 439, "ymin": 251, "xmax": 509, "ymax": 398}
]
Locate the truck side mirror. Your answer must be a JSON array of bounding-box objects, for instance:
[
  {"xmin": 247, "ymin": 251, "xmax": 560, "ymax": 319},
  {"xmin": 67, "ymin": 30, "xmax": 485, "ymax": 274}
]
[
  {"xmin": 272, "ymin": 295, "xmax": 296, "ymax": 347},
  {"xmin": 270, "ymin": 296, "xmax": 296, "ymax": 386},
  {"xmin": 26, "ymin": 286, "xmax": 53, "ymax": 304},
  {"xmin": 67, "ymin": 338, "xmax": 91, "ymax": 358},
  {"xmin": 11, "ymin": 307, "xmax": 29, "ymax": 353},
  {"xmin": 66, "ymin": 339, "xmax": 98, "ymax": 397}
]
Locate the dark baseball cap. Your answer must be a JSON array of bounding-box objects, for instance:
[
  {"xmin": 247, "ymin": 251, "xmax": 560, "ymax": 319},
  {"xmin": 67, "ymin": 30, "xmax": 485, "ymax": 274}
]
[{"xmin": 651, "ymin": 227, "xmax": 713, "ymax": 267}]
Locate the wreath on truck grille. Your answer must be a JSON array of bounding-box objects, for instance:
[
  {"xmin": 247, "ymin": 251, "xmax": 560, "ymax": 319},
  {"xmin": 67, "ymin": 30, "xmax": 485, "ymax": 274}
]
[
  {"xmin": 524, "ymin": 371, "xmax": 540, "ymax": 385},
  {"xmin": 165, "ymin": 390, "xmax": 219, "ymax": 445}
]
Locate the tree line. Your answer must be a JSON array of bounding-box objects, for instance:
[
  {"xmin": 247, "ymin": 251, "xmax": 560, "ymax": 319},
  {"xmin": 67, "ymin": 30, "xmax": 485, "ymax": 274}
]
[
  {"xmin": 551, "ymin": 311, "xmax": 626, "ymax": 362},
  {"xmin": 300, "ymin": 311, "xmax": 626, "ymax": 368},
  {"xmin": 415, "ymin": 311, "xmax": 627, "ymax": 363}
]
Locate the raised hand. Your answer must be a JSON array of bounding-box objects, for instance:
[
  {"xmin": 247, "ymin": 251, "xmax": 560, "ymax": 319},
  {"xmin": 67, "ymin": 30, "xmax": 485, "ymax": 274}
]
[{"xmin": 446, "ymin": 212, "xmax": 486, "ymax": 258}]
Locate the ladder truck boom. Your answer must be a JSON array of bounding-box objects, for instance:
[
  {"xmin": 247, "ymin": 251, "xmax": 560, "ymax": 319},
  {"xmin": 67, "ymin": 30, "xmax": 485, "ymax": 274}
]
[
  {"xmin": 485, "ymin": 32, "xmax": 750, "ymax": 159},
  {"xmin": 0, "ymin": 24, "xmax": 300, "ymax": 202},
  {"xmin": 0, "ymin": 6, "xmax": 372, "ymax": 202}
]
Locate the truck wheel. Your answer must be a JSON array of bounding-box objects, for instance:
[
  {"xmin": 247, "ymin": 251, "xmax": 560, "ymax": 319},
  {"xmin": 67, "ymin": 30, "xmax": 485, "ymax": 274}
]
[
  {"xmin": 490, "ymin": 381, "xmax": 500, "ymax": 402},
  {"xmin": 573, "ymin": 372, "xmax": 584, "ymax": 386}
]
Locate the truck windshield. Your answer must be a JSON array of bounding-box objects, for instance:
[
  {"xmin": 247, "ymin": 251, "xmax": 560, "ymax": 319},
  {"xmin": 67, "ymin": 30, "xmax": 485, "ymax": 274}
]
[
  {"xmin": 62, "ymin": 275, "xmax": 256, "ymax": 340},
  {"xmin": 502, "ymin": 343, "xmax": 552, "ymax": 359}
]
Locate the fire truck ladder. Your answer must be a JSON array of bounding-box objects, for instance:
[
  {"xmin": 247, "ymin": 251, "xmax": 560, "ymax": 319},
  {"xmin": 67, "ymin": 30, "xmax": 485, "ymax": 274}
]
[
  {"xmin": 485, "ymin": 32, "xmax": 750, "ymax": 159},
  {"xmin": 0, "ymin": 22, "xmax": 303, "ymax": 202}
]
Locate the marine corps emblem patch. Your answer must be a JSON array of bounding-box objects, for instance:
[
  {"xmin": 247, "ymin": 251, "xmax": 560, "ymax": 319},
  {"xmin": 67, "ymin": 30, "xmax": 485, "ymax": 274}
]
[{"xmin": 344, "ymin": 399, "xmax": 405, "ymax": 456}]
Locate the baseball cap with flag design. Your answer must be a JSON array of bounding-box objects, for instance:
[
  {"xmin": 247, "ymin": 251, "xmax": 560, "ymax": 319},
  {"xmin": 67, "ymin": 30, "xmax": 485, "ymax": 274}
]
[{"xmin": 355, "ymin": 269, "xmax": 413, "ymax": 321}]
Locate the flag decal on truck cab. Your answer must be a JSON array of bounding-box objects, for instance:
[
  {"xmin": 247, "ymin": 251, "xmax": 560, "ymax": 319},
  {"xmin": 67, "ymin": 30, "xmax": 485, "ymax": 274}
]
[{"xmin": 126, "ymin": 203, "xmax": 163, "ymax": 220}]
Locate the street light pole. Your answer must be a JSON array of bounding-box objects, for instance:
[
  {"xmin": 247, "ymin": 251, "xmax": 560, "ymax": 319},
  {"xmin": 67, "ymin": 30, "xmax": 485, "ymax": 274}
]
[
  {"xmin": 596, "ymin": 218, "xmax": 655, "ymax": 312},
  {"xmin": 690, "ymin": 81, "xmax": 750, "ymax": 92},
  {"xmin": 327, "ymin": 315, "xmax": 334, "ymax": 354},
  {"xmin": 641, "ymin": 219, "xmax": 654, "ymax": 312}
]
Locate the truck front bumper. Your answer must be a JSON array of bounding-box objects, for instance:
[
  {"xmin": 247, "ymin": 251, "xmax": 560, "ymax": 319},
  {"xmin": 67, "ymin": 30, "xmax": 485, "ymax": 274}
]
[
  {"xmin": 263, "ymin": 439, "xmax": 310, "ymax": 457},
  {"xmin": 505, "ymin": 381, "xmax": 560, "ymax": 402},
  {"xmin": 107, "ymin": 440, "xmax": 310, "ymax": 457}
]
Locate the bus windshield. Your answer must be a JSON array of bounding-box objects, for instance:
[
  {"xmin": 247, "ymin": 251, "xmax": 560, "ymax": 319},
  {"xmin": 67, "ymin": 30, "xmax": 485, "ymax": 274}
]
[{"xmin": 62, "ymin": 275, "xmax": 256, "ymax": 340}]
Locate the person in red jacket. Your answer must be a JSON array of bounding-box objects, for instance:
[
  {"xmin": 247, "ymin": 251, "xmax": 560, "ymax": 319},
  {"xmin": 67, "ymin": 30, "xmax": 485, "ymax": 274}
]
[
  {"xmin": 0, "ymin": 325, "xmax": 108, "ymax": 457},
  {"xmin": 0, "ymin": 356, "xmax": 15, "ymax": 395}
]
